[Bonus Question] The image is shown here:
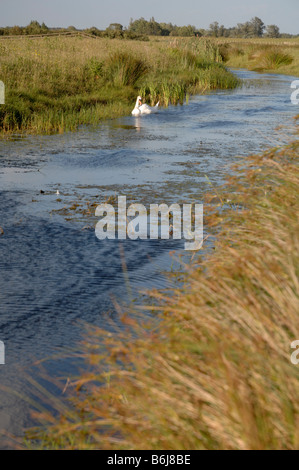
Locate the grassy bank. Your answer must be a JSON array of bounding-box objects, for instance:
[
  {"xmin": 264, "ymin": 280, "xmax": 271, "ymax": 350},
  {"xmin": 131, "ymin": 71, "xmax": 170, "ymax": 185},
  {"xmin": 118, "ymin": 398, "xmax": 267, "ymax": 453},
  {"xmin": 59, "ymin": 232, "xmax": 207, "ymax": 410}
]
[
  {"xmin": 152, "ymin": 36, "xmax": 299, "ymax": 76},
  {"xmin": 0, "ymin": 36, "xmax": 239, "ymax": 135},
  {"xmin": 214, "ymin": 37, "xmax": 299, "ymax": 76},
  {"xmin": 26, "ymin": 122, "xmax": 299, "ymax": 450}
]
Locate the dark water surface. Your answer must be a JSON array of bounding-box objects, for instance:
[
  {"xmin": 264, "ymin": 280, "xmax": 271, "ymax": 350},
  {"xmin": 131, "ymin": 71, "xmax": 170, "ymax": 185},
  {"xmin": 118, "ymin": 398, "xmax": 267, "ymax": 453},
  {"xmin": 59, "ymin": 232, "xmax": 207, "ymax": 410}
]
[{"xmin": 0, "ymin": 69, "xmax": 298, "ymax": 445}]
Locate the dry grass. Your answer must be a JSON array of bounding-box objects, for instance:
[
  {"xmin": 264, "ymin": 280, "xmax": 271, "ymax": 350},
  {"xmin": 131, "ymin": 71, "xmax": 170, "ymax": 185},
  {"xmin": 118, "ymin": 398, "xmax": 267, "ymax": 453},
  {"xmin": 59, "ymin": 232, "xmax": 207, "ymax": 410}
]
[
  {"xmin": 210, "ymin": 37, "xmax": 299, "ymax": 76},
  {"xmin": 25, "ymin": 122, "xmax": 299, "ymax": 450}
]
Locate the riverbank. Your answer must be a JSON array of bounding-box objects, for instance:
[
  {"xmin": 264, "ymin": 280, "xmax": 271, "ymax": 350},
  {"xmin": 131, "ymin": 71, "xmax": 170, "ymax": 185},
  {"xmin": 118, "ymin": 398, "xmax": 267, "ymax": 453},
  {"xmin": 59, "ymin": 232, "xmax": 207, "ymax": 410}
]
[
  {"xmin": 151, "ymin": 36, "xmax": 299, "ymax": 77},
  {"xmin": 26, "ymin": 119, "xmax": 299, "ymax": 450},
  {"xmin": 215, "ymin": 37, "xmax": 299, "ymax": 77},
  {"xmin": 0, "ymin": 36, "xmax": 238, "ymax": 135}
]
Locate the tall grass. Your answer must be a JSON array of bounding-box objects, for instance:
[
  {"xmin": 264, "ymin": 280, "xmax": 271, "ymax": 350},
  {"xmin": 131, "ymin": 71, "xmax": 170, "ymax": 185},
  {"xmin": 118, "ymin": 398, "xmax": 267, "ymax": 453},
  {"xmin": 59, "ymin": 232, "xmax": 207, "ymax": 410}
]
[
  {"xmin": 105, "ymin": 51, "xmax": 148, "ymax": 86},
  {"xmin": 0, "ymin": 36, "xmax": 239, "ymax": 134},
  {"xmin": 259, "ymin": 48, "xmax": 294, "ymax": 70},
  {"xmin": 212, "ymin": 39, "xmax": 299, "ymax": 75},
  {"xmin": 139, "ymin": 65, "xmax": 239, "ymax": 107},
  {"xmin": 26, "ymin": 127, "xmax": 299, "ymax": 450}
]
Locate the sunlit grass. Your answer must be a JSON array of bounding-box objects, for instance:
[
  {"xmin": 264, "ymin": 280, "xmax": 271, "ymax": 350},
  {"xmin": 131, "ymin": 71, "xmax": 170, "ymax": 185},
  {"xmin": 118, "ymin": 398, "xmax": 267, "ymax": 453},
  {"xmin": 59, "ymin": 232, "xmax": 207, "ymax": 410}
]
[
  {"xmin": 0, "ymin": 36, "xmax": 239, "ymax": 134},
  {"xmin": 211, "ymin": 38, "xmax": 299, "ymax": 76}
]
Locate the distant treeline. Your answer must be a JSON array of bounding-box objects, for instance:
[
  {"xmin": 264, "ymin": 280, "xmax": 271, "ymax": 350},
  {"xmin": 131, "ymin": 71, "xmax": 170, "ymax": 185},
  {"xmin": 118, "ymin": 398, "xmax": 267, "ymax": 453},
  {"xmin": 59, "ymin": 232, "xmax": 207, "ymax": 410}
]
[
  {"xmin": 0, "ymin": 18, "xmax": 298, "ymax": 39},
  {"xmin": 126, "ymin": 17, "xmax": 297, "ymax": 38},
  {"xmin": 0, "ymin": 21, "xmax": 149, "ymax": 40}
]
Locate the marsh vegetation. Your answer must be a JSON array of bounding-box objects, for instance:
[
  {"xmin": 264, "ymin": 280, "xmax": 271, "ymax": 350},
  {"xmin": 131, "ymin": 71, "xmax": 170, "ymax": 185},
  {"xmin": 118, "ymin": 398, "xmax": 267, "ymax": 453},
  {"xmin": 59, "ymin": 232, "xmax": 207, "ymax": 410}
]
[
  {"xmin": 212, "ymin": 37, "xmax": 299, "ymax": 76},
  {"xmin": 0, "ymin": 36, "xmax": 238, "ymax": 134}
]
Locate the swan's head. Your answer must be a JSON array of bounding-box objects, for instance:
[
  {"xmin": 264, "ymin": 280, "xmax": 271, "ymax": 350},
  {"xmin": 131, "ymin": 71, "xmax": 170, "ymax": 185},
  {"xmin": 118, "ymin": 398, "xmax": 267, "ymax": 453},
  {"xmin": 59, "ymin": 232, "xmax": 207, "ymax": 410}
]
[{"xmin": 136, "ymin": 96, "xmax": 142, "ymax": 107}]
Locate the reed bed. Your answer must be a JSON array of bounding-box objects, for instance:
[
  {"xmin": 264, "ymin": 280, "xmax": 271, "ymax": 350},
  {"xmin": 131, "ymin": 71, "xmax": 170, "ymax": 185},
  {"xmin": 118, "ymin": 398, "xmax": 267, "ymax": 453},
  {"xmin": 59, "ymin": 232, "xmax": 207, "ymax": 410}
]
[
  {"xmin": 211, "ymin": 38, "xmax": 299, "ymax": 76},
  {"xmin": 258, "ymin": 49, "xmax": 294, "ymax": 70},
  {"xmin": 26, "ymin": 124, "xmax": 299, "ymax": 450},
  {"xmin": 0, "ymin": 36, "xmax": 238, "ymax": 134}
]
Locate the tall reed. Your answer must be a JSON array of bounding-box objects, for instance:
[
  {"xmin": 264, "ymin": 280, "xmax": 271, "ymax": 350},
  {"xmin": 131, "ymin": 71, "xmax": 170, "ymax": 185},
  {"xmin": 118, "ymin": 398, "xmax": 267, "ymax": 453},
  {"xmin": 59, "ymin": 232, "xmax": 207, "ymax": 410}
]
[
  {"xmin": 105, "ymin": 51, "xmax": 148, "ymax": 86},
  {"xmin": 0, "ymin": 36, "xmax": 239, "ymax": 134}
]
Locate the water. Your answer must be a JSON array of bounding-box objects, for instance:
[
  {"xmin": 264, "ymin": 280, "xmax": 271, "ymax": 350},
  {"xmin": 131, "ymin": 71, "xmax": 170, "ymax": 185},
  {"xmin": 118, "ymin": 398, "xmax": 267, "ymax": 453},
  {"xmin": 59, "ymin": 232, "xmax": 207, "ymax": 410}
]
[{"xmin": 0, "ymin": 69, "xmax": 298, "ymax": 445}]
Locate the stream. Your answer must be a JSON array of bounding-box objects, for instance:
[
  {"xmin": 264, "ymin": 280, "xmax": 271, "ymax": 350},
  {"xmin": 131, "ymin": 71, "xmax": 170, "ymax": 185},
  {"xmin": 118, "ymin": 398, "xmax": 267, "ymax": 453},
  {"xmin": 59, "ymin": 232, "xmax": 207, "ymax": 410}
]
[{"xmin": 0, "ymin": 69, "xmax": 298, "ymax": 445}]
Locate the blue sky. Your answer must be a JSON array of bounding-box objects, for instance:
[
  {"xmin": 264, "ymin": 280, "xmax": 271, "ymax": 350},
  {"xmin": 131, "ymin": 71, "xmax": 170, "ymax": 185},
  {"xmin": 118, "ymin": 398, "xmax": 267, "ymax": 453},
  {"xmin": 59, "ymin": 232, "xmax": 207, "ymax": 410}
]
[{"xmin": 1, "ymin": 0, "xmax": 298, "ymax": 34}]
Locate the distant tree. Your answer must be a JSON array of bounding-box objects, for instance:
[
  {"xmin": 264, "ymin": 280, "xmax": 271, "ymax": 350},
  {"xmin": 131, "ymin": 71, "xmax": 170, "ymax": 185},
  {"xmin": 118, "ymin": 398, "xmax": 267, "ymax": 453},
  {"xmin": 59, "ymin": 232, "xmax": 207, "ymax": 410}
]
[
  {"xmin": 67, "ymin": 25, "xmax": 77, "ymax": 31},
  {"xmin": 250, "ymin": 17, "xmax": 265, "ymax": 37},
  {"xmin": 107, "ymin": 23, "xmax": 123, "ymax": 31},
  {"xmin": 25, "ymin": 20, "xmax": 46, "ymax": 35},
  {"xmin": 129, "ymin": 17, "xmax": 162, "ymax": 35},
  {"xmin": 197, "ymin": 28, "xmax": 206, "ymax": 37},
  {"xmin": 235, "ymin": 22, "xmax": 251, "ymax": 38},
  {"xmin": 209, "ymin": 23, "xmax": 227, "ymax": 37},
  {"xmin": 218, "ymin": 24, "xmax": 226, "ymax": 37},
  {"xmin": 148, "ymin": 18, "xmax": 163, "ymax": 35},
  {"xmin": 280, "ymin": 32, "xmax": 295, "ymax": 38},
  {"xmin": 208, "ymin": 21, "xmax": 219, "ymax": 37},
  {"xmin": 159, "ymin": 22, "xmax": 174, "ymax": 36},
  {"xmin": 86, "ymin": 27, "xmax": 102, "ymax": 36},
  {"xmin": 9, "ymin": 25, "xmax": 23, "ymax": 35},
  {"xmin": 170, "ymin": 25, "xmax": 195, "ymax": 37},
  {"xmin": 232, "ymin": 17, "xmax": 265, "ymax": 38},
  {"xmin": 265, "ymin": 24, "xmax": 280, "ymax": 38}
]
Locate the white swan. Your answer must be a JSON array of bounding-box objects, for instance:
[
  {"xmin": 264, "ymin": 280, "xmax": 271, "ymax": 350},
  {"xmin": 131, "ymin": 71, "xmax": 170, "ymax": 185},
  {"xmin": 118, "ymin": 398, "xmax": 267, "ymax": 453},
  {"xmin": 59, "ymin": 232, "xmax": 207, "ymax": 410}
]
[{"xmin": 132, "ymin": 96, "xmax": 159, "ymax": 115}]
